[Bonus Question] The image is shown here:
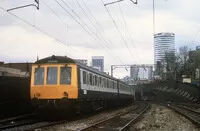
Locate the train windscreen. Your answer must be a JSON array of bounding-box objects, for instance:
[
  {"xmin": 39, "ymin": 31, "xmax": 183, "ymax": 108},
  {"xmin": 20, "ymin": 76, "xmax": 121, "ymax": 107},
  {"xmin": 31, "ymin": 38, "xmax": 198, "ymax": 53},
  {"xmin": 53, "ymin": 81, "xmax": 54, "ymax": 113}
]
[
  {"xmin": 34, "ymin": 67, "xmax": 44, "ymax": 85},
  {"xmin": 47, "ymin": 67, "xmax": 58, "ymax": 85},
  {"xmin": 60, "ymin": 67, "xmax": 71, "ymax": 84}
]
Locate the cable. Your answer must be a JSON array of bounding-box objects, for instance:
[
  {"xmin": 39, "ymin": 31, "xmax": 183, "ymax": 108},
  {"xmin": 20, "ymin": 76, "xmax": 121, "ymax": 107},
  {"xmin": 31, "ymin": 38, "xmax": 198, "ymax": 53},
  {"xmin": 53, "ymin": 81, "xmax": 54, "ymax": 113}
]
[
  {"xmin": 101, "ymin": 0, "xmax": 136, "ymax": 64},
  {"xmin": 81, "ymin": 0, "xmax": 126, "ymax": 64},
  {"xmin": 77, "ymin": 0, "xmax": 125, "ymax": 64},
  {"xmin": 41, "ymin": 0, "xmax": 92, "ymax": 49},
  {"xmin": 118, "ymin": 2, "xmax": 138, "ymax": 63},
  {"xmin": 55, "ymin": 0, "xmax": 124, "ymax": 64},
  {"xmin": 0, "ymin": 6, "xmax": 82, "ymax": 57}
]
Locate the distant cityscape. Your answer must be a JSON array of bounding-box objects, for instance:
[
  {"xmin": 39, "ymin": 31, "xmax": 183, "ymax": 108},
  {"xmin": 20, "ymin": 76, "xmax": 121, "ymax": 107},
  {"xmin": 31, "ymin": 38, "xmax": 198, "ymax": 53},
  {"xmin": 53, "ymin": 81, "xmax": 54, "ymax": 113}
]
[{"xmin": 1, "ymin": 34, "xmax": 200, "ymax": 85}]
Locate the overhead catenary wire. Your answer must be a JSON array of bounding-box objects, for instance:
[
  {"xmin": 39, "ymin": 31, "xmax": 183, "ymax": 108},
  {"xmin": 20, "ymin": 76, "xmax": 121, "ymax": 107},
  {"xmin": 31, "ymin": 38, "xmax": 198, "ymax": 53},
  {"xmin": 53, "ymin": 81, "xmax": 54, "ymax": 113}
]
[
  {"xmin": 59, "ymin": 0, "xmax": 116, "ymax": 51},
  {"xmin": 117, "ymin": 2, "xmax": 138, "ymax": 63},
  {"xmin": 77, "ymin": 0, "xmax": 126, "ymax": 64},
  {"xmin": 100, "ymin": 0, "xmax": 136, "ymax": 64},
  {"xmin": 0, "ymin": 6, "xmax": 88, "ymax": 58},
  {"xmin": 0, "ymin": 6, "xmax": 70, "ymax": 55},
  {"xmin": 54, "ymin": 0, "xmax": 125, "ymax": 64},
  {"xmin": 41, "ymin": 0, "xmax": 92, "ymax": 49}
]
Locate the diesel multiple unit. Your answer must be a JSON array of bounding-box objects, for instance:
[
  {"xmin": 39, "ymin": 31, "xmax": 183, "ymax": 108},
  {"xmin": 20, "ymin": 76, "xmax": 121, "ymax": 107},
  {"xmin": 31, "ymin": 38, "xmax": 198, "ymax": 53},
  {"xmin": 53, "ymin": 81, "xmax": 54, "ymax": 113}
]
[{"xmin": 30, "ymin": 55, "xmax": 134, "ymax": 111}]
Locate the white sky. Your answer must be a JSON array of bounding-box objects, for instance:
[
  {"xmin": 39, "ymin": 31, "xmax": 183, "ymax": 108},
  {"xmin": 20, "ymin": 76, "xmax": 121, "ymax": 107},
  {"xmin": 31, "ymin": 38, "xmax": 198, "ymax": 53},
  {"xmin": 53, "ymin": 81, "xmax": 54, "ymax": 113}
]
[{"xmin": 1, "ymin": 0, "xmax": 200, "ymax": 78}]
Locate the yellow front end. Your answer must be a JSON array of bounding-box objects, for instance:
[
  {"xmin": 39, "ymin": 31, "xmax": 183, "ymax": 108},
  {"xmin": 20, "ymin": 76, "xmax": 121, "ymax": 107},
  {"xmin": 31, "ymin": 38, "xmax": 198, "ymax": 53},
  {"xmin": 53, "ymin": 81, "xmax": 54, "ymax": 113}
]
[{"xmin": 30, "ymin": 64, "xmax": 78, "ymax": 100}]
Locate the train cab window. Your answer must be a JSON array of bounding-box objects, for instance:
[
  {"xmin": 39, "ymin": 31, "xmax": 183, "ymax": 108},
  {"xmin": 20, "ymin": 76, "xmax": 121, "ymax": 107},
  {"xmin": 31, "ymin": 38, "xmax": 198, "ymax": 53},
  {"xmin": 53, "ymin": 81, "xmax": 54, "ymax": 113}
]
[
  {"xmin": 60, "ymin": 67, "xmax": 71, "ymax": 84},
  {"xmin": 82, "ymin": 71, "xmax": 87, "ymax": 84},
  {"xmin": 47, "ymin": 67, "xmax": 58, "ymax": 85},
  {"xmin": 34, "ymin": 67, "xmax": 44, "ymax": 85}
]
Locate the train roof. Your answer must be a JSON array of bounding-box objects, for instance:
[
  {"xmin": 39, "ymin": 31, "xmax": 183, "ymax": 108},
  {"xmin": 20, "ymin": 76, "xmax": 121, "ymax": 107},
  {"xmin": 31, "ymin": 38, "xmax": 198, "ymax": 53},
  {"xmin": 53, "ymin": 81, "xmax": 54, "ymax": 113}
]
[
  {"xmin": 34, "ymin": 55, "xmax": 75, "ymax": 64},
  {"xmin": 34, "ymin": 55, "xmax": 129, "ymax": 85}
]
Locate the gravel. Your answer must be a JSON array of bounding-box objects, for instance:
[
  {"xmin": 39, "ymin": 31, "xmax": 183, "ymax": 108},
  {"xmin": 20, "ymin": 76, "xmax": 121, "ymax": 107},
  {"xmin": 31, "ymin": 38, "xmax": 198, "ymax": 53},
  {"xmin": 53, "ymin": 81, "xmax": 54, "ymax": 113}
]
[
  {"xmin": 129, "ymin": 104, "xmax": 199, "ymax": 131},
  {"xmin": 40, "ymin": 105, "xmax": 135, "ymax": 131}
]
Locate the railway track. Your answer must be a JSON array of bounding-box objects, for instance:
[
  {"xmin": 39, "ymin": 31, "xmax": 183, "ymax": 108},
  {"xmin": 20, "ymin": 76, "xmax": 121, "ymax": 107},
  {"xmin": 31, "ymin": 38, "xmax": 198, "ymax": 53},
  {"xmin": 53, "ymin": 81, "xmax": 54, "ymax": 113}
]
[
  {"xmin": 0, "ymin": 116, "xmax": 66, "ymax": 131},
  {"xmin": 0, "ymin": 113, "xmax": 37, "ymax": 130},
  {"xmin": 0, "ymin": 104, "xmax": 147, "ymax": 130},
  {"xmin": 79, "ymin": 103, "xmax": 150, "ymax": 131},
  {"xmin": 168, "ymin": 104, "xmax": 200, "ymax": 126}
]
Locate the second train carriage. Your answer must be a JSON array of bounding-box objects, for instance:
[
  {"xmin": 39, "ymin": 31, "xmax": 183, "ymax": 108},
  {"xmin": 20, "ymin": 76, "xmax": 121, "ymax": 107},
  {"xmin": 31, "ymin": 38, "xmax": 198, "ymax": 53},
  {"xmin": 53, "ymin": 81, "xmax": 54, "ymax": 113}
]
[{"xmin": 31, "ymin": 55, "xmax": 134, "ymax": 110}]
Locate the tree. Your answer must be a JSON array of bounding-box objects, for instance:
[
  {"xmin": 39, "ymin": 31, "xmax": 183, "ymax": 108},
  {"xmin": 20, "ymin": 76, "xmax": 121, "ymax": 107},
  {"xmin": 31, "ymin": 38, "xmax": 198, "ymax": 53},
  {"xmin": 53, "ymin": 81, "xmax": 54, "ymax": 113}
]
[{"xmin": 163, "ymin": 51, "xmax": 178, "ymax": 80}]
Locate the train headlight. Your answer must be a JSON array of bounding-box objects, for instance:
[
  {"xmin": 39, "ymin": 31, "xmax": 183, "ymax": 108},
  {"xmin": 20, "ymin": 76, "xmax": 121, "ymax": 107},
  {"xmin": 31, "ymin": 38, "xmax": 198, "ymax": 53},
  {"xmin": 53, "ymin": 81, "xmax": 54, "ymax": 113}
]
[
  {"xmin": 34, "ymin": 92, "xmax": 40, "ymax": 98},
  {"xmin": 63, "ymin": 92, "xmax": 68, "ymax": 98}
]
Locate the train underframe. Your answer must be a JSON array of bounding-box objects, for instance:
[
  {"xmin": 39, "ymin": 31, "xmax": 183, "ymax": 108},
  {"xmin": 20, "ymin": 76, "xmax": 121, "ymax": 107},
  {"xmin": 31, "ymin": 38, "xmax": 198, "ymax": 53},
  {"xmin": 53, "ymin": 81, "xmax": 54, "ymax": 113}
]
[{"xmin": 31, "ymin": 97, "xmax": 133, "ymax": 117}]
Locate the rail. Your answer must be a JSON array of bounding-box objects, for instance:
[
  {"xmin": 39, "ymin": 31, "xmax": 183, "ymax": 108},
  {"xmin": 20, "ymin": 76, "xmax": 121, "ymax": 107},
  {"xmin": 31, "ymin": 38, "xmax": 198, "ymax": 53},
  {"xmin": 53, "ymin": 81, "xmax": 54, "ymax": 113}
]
[
  {"xmin": 79, "ymin": 103, "xmax": 150, "ymax": 131},
  {"xmin": 167, "ymin": 104, "xmax": 200, "ymax": 126}
]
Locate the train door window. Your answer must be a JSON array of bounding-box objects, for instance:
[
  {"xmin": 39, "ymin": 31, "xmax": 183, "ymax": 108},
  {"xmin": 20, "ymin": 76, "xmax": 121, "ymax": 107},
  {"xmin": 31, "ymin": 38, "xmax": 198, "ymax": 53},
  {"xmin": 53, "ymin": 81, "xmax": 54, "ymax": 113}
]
[
  {"xmin": 112, "ymin": 81, "xmax": 114, "ymax": 89},
  {"xmin": 47, "ymin": 67, "xmax": 58, "ymax": 85},
  {"xmin": 89, "ymin": 73, "xmax": 93, "ymax": 86},
  {"xmin": 82, "ymin": 71, "xmax": 87, "ymax": 84},
  {"xmin": 34, "ymin": 67, "xmax": 44, "ymax": 85},
  {"xmin": 60, "ymin": 67, "xmax": 71, "ymax": 84}
]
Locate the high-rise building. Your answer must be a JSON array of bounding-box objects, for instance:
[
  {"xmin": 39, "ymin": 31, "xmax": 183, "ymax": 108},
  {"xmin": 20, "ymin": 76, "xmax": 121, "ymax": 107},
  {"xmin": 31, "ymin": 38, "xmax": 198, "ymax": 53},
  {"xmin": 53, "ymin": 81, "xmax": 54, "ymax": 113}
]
[
  {"xmin": 130, "ymin": 66, "xmax": 139, "ymax": 80},
  {"xmin": 92, "ymin": 56, "xmax": 104, "ymax": 72},
  {"xmin": 154, "ymin": 32, "xmax": 175, "ymax": 65}
]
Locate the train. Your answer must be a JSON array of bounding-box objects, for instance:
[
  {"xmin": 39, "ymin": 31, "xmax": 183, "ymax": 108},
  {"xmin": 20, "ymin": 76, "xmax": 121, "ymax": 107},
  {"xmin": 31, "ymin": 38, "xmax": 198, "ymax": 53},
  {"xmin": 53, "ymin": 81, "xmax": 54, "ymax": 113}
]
[{"xmin": 30, "ymin": 55, "xmax": 135, "ymax": 112}]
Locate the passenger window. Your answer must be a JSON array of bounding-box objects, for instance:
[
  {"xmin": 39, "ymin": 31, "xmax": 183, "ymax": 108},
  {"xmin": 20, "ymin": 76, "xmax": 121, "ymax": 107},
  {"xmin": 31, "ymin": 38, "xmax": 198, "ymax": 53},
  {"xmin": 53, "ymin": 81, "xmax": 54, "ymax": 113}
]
[
  {"xmin": 92, "ymin": 75, "xmax": 95, "ymax": 86},
  {"xmin": 34, "ymin": 67, "xmax": 44, "ymax": 85},
  {"xmin": 95, "ymin": 75, "xmax": 98, "ymax": 86},
  {"xmin": 87, "ymin": 73, "xmax": 90, "ymax": 85},
  {"xmin": 102, "ymin": 78, "xmax": 104, "ymax": 87},
  {"xmin": 60, "ymin": 67, "xmax": 71, "ymax": 84},
  {"xmin": 89, "ymin": 73, "xmax": 93, "ymax": 86},
  {"xmin": 47, "ymin": 67, "xmax": 58, "ymax": 85},
  {"xmin": 99, "ymin": 77, "xmax": 102, "ymax": 87},
  {"xmin": 83, "ymin": 71, "xmax": 87, "ymax": 84}
]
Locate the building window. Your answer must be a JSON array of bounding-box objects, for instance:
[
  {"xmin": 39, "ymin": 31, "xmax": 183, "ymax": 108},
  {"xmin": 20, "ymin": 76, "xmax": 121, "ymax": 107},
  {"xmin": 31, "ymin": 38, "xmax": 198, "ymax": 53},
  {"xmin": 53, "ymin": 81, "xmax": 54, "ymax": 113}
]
[
  {"xmin": 60, "ymin": 67, "xmax": 71, "ymax": 84},
  {"xmin": 47, "ymin": 67, "xmax": 58, "ymax": 85},
  {"xmin": 34, "ymin": 67, "xmax": 44, "ymax": 85}
]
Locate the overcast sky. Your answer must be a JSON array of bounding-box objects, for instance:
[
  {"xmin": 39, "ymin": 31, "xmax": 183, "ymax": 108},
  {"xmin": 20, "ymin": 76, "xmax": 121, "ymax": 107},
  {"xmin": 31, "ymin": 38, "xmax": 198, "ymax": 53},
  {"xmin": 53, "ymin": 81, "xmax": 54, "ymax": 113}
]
[{"xmin": 1, "ymin": 0, "xmax": 200, "ymax": 78}]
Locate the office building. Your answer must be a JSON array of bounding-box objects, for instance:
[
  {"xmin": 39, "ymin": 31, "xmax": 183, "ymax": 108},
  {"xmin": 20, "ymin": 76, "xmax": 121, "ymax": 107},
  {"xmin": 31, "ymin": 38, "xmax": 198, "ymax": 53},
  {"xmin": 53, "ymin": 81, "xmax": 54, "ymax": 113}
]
[
  {"xmin": 92, "ymin": 56, "xmax": 104, "ymax": 72},
  {"xmin": 154, "ymin": 32, "xmax": 175, "ymax": 65}
]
